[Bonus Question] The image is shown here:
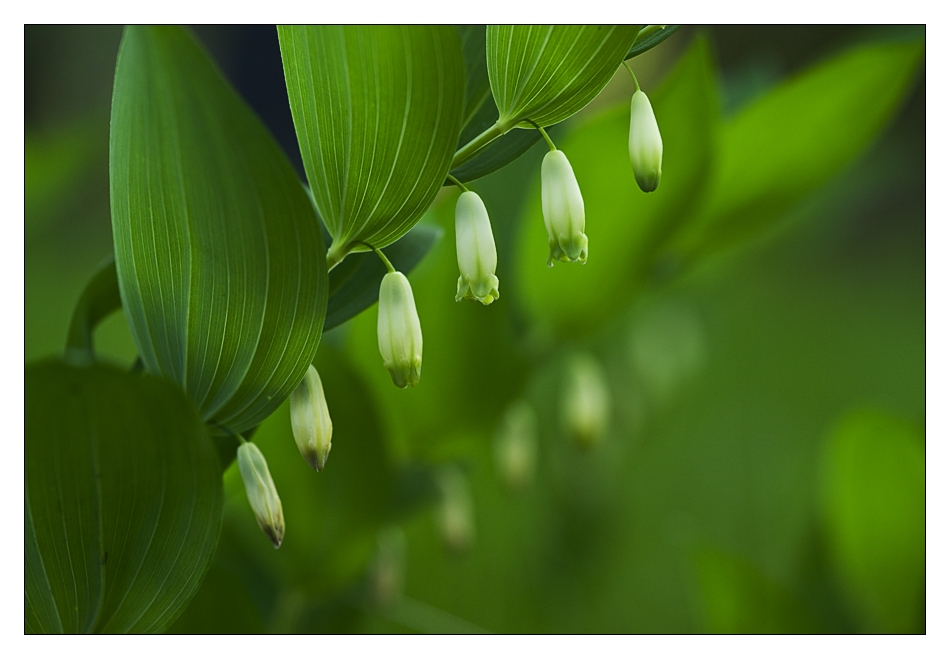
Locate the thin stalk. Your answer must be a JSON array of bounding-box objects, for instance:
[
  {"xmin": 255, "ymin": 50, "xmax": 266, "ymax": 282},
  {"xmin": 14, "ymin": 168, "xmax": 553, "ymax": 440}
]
[
  {"xmin": 365, "ymin": 243, "xmax": 396, "ymax": 274},
  {"xmin": 622, "ymin": 61, "xmax": 641, "ymax": 92},
  {"xmin": 445, "ymin": 173, "xmax": 470, "ymax": 193},
  {"xmin": 527, "ymin": 120, "xmax": 557, "ymax": 152}
]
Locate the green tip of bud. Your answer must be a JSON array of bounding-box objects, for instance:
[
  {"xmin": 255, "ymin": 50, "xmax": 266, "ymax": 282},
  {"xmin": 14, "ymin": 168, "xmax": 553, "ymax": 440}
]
[
  {"xmin": 378, "ymin": 272, "xmax": 423, "ymax": 388},
  {"xmin": 629, "ymin": 90, "xmax": 663, "ymax": 194},
  {"xmin": 236, "ymin": 443, "xmax": 285, "ymax": 548},
  {"xmin": 541, "ymin": 150, "xmax": 588, "ymax": 266},
  {"xmin": 290, "ymin": 364, "xmax": 333, "ymax": 472}
]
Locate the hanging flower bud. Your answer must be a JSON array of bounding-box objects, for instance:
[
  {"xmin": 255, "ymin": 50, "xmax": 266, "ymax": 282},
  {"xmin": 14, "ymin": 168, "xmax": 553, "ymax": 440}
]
[
  {"xmin": 494, "ymin": 400, "xmax": 538, "ymax": 492},
  {"xmin": 289, "ymin": 364, "xmax": 333, "ymax": 471},
  {"xmin": 236, "ymin": 442, "xmax": 284, "ymax": 548},
  {"xmin": 455, "ymin": 191, "xmax": 500, "ymax": 305},
  {"xmin": 628, "ymin": 90, "xmax": 663, "ymax": 193},
  {"xmin": 541, "ymin": 150, "xmax": 588, "ymax": 266},
  {"xmin": 369, "ymin": 526, "xmax": 407, "ymax": 609},
  {"xmin": 435, "ymin": 465, "xmax": 474, "ymax": 554},
  {"xmin": 562, "ymin": 353, "xmax": 612, "ymax": 449},
  {"xmin": 377, "ymin": 271, "xmax": 423, "ymax": 388}
]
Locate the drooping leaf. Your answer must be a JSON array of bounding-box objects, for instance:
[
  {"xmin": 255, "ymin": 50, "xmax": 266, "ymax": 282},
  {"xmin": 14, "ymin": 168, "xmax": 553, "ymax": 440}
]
[
  {"xmin": 820, "ymin": 409, "xmax": 925, "ymax": 632},
  {"xmin": 325, "ymin": 224, "xmax": 443, "ymax": 331},
  {"xmin": 25, "ymin": 360, "xmax": 224, "ymax": 633},
  {"xmin": 278, "ymin": 26, "xmax": 466, "ymax": 268},
  {"xmin": 514, "ymin": 38, "xmax": 720, "ymax": 339},
  {"xmin": 672, "ymin": 38, "xmax": 924, "ymax": 262},
  {"xmin": 625, "ymin": 25, "xmax": 681, "ymax": 60},
  {"xmin": 65, "ymin": 255, "xmax": 121, "ymax": 360},
  {"xmin": 487, "ymin": 25, "xmax": 641, "ymax": 131},
  {"xmin": 110, "ymin": 26, "xmax": 328, "ymax": 436},
  {"xmin": 449, "ymin": 25, "xmax": 540, "ymax": 183}
]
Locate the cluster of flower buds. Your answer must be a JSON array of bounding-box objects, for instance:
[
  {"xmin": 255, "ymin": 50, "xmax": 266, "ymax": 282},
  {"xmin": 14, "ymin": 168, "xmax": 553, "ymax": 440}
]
[
  {"xmin": 236, "ymin": 441, "xmax": 284, "ymax": 548},
  {"xmin": 377, "ymin": 271, "xmax": 423, "ymax": 388},
  {"xmin": 628, "ymin": 88, "xmax": 663, "ymax": 193},
  {"xmin": 494, "ymin": 400, "xmax": 539, "ymax": 492},
  {"xmin": 455, "ymin": 190, "xmax": 499, "ymax": 305},
  {"xmin": 541, "ymin": 149, "xmax": 588, "ymax": 267},
  {"xmin": 562, "ymin": 353, "xmax": 612, "ymax": 449},
  {"xmin": 290, "ymin": 364, "xmax": 333, "ymax": 471}
]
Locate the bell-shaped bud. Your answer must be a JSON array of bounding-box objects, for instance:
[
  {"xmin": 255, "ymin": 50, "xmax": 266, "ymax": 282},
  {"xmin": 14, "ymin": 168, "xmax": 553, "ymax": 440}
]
[
  {"xmin": 541, "ymin": 150, "xmax": 588, "ymax": 266},
  {"xmin": 377, "ymin": 271, "xmax": 423, "ymax": 388},
  {"xmin": 369, "ymin": 526, "xmax": 407, "ymax": 609},
  {"xmin": 435, "ymin": 465, "xmax": 474, "ymax": 554},
  {"xmin": 236, "ymin": 442, "xmax": 284, "ymax": 548},
  {"xmin": 289, "ymin": 364, "xmax": 333, "ymax": 471},
  {"xmin": 494, "ymin": 400, "xmax": 538, "ymax": 492},
  {"xmin": 455, "ymin": 191, "xmax": 500, "ymax": 305},
  {"xmin": 628, "ymin": 90, "xmax": 663, "ymax": 193},
  {"xmin": 562, "ymin": 353, "xmax": 612, "ymax": 449}
]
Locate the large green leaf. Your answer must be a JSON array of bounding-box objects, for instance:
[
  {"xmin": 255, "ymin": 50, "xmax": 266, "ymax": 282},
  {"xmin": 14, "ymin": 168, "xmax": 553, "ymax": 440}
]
[
  {"xmin": 487, "ymin": 25, "xmax": 641, "ymax": 131},
  {"xmin": 820, "ymin": 409, "xmax": 925, "ymax": 632},
  {"xmin": 672, "ymin": 38, "xmax": 924, "ymax": 261},
  {"xmin": 278, "ymin": 26, "xmax": 466, "ymax": 268},
  {"xmin": 514, "ymin": 38, "xmax": 720, "ymax": 339},
  {"xmin": 449, "ymin": 25, "xmax": 540, "ymax": 183},
  {"xmin": 325, "ymin": 223, "xmax": 442, "ymax": 331},
  {"xmin": 25, "ymin": 360, "xmax": 224, "ymax": 633},
  {"xmin": 110, "ymin": 26, "xmax": 328, "ymax": 436}
]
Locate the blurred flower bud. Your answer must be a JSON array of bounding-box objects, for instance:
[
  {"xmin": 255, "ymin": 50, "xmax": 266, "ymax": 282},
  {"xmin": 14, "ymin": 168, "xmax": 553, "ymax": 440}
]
[
  {"xmin": 628, "ymin": 90, "xmax": 663, "ymax": 193},
  {"xmin": 435, "ymin": 465, "xmax": 474, "ymax": 554},
  {"xmin": 369, "ymin": 526, "xmax": 406, "ymax": 609},
  {"xmin": 455, "ymin": 191, "xmax": 500, "ymax": 305},
  {"xmin": 236, "ymin": 442, "xmax": 284, "ymax": 548},
  {"xmin": 562, "ymin": 353, "xmax": 612, "ymax": 449},
  {"xmin": 289, "ymin": 364, "xmax": 333, "ymax": 471},
  {"xmin": 541, "ymin": 150, "xmax": 588, "ymax": 266},
  {"xmin": 494, "ymin": 400, "xmax": 538, "ymax": 492},
  {"xmin": 377, "ymin": 271, "xmax": 423, "ymax": 388}
]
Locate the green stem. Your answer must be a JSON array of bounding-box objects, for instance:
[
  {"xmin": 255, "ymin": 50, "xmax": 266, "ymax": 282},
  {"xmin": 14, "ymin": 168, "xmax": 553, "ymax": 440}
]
[
  {"xmin": 365, "ymin": 243, "xmax": 396, "ymax": 274},
  {"xmin": 622, "ymin": 61, "xmax": 640, "ymax": 92},
  {"xmin": 451, "ymin": 122, "xmax": 505, "ymax": 170},
  {"xmin": 634, "ymin": 25, "xmax": 664, "ymax": 44},
  {"xmin": 66, "ymin": 256, "xmax": 123, "ymax": 363},
  {"xmin": 445, "ymin": 173, "xmax": 470, "ymax": 193},
  {"xmin": 527, "ymin": 120, "xmax": 557, "ymax": 152}
]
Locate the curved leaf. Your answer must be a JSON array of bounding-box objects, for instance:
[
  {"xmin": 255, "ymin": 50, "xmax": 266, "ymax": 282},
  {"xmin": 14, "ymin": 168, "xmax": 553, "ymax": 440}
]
[
  {"xmin": 278, "ymin": 26, "xmax": 465, "ymax": 267},
  {"xmin": 450, "ymin": 25, "xmax": 540, "ymax": 183},
  {"xmin": 25, "ymin": 360, "xmax": 224, "ymax": 633},
  {"xmin": 625, "ymin": 25, "xmax": 681, "ymax": 60},
  {"xmin": 65, "ymin": 256, "xmax": 121, "ymax": 359},
  {"xmin": 110, "ymin": 26, "xmax": 328, "ymax": 435},
  {"xmin": 487, "ymin": 25, "xmax": 641, "ymax": 131},
  {"xmin": 325, "ymin": 224, "xmax": 443, "ymax": 331}
]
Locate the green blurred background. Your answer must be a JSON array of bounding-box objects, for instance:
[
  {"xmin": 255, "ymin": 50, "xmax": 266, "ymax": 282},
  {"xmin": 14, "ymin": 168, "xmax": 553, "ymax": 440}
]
[{"xmin": 25, "ymin": 25, "xmax": 925, "ymax": 633}]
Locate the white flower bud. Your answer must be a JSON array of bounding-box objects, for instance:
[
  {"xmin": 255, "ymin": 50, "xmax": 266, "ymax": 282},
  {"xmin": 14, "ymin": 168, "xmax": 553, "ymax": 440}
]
[
  {"xmin": 236, "ymin": 442, "xmax": 284, "ymax": 548},
  {"xmin": 435, "ymin": 465, "xmax": 474, "ymax": 554},
  {"xmin": 289, "ymin": 364, "xmax": 333, "ymax": 471},
  {"xmin": 541, "ymin": 149, "xmax": 588, "ymax": 266},
  {"xmin": 494, "ymin": 400, "xmax": 538, "ymax": 492},
  {"xmin": 377, "ymin": 271, "xmax": 423, "ymax": 388},
  {"xmin": 628, "ymin": 90, "xmax": 663, "ymax": 193},
  {"xmin": 455, "ymin": 191, "xmax": 500, "ymax": 305},
  {"xmin": 562, "ymin": 354, "xmax": 611, "ymax": 449}
]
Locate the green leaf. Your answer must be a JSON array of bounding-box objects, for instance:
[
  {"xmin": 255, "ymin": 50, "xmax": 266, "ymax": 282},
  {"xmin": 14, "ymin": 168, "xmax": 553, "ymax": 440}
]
[
  {"xmin": 109, "ymin": 26, "xmax": 328, "ymax": 435},
  {"xmin": 625, "ymin": 25, "xmax": 681, "ymax": 60},
  {"xmin": 450, "ymin": 25, "xmax": 540, "ymax": 183},
  {"xmin": 487, "ymin": 25, "xmax": 641, "ymax": 131},
  {"xmin": 673, "ymin": 38, "xmax": 924, "ymax": 261},
  {"xmin": 325, "ymin": 223, "xmax": 443, "ymax": 332},
  {"xmin": 514, "ymin": 38, "xmax": 720, "ymax": 339},
  {"xmin": 25, "ymin": 360, "xmax": 224, "ymax": 633},
  {"xmin": 820, "ymin": 409, "xmax": 925, "ymax": 632},
  {"xmin": 65, "ymin": 256, "xmax": 122, "ymax": 360},
  {"xmin": 278, "ymin": 26, "xmax": 466, "ymax": 267}
]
